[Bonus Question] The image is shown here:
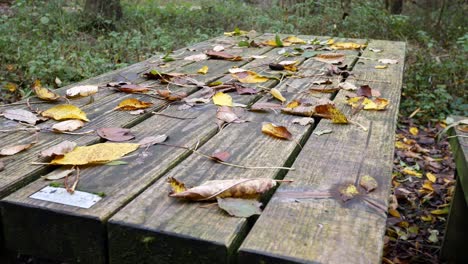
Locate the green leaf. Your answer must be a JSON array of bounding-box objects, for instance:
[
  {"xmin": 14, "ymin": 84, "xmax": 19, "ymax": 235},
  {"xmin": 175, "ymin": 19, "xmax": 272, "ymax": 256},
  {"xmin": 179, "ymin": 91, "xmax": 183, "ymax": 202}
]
[
  {"xmin": 238, "ymin": 40, "xmax": 250, "ymax": 47},
  {"xmin": 275, "ymin": 34, "xmax": 284, "ymax": 47}
]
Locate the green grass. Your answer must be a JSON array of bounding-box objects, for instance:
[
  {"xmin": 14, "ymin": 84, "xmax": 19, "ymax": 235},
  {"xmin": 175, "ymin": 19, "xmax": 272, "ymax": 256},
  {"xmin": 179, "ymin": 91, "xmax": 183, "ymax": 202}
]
[{"xmin": 0, "ymin": 0, "xmax": 466, "ymax": 122}]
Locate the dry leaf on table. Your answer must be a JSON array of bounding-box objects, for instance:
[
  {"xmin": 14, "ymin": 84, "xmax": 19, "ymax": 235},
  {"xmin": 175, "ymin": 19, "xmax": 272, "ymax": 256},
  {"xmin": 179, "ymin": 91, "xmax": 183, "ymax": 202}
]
[
  {"xmin": 115, "ymin": 98, "xmax": 153, "ymax": 111},
  {"xmin": 217, "ymin": 197, "xmax": 262, "ymax": 218},
  {"xmin": 314, "ymin": 104, "xmax": 348, "ymax": 124},
  {"xmin": 206, "ymin": 51, "xmax": 242, "ymax": 61},
  {"xmin": 231, "ymin": 70, "xmax": 269, "ymax": 84},
  {"xmin": 330, "ymin": 42, "xmax": 366, "ymax": 50},
  {"xmin": 184, "ymin": 53, "xmax": 208, "ymax": 62},
  {"xmin": 3, "ymin": 109, "xmax": 39, "ymax": 125},
  {"xmin": 216, "ymin": 106, "xmax": 246, "ymax": 126},
  {"xmin": 346, "ymin": 97, "xmax": 389, "ymax": 110},
  {"xmin": 0, "ymin": 143, "xmax": 35, "ymax": 156},
  {"xmin": 66, "ymin": 85, "xmax": 98, "ymax": 97},
  {"xmin": 292, "ymin": 117, "xmax": 314, "ymax": 126},
  {"xmin": 42, "ymin": 168, "xmax": 76, "ymax": 181},
  {"xmin": 212, "ymin": 92, "xmax": 233, "ymax": 107},
  {"xmin": 262, "ymin": 123, "xmax": 293, "ymax": 140},
  {"xmin": 40, "ymin": 141, "xmax": 77, "ymax": 158},
  {"xmin": 138, "ymin": 135, "xmax": 168, "ymax": 148},
  {"xmin": 211, "ymin": 151, "xmax": 230, "ymax": 162},
  {"xmin": 97, "ymin": 127, "xmax": 135, "ymax": 142},
  {"xmin": 339, "ymin": 184, "xmax": 360, "ymax": 202},
  {"xmin": 359, "ymin": 175, "xmax": 378, "ymax": 193},
  {"xmin": 50, "ymin": 142, "xmax": 139, "ymax": 165},
  {"xmin": 157, "ymin": 90, "xmax": 187, "ymax": 101},
  {"xmin": 52, "ymin": 120, "xmax": 84, "ymax": 132},
  {"xmin": 314, "ymin": 53, "xmax": 345, "ymax": 64},
  {"xmin": 270, "ymin": 88, "xmax": 286, "ymax": 102},
  {"xmin": 338, "ymin": 82, "xmax": 358, "ymax": 91},
  {"xmin": 197, "ymin": 66, "xmax": 209, "ymax": 74},
  {"xmin": 32, "ymin": 80, "xmax": 60, "ymax": 101},
  {"xmin": 41, "ymin": 104, "xmax": 89, "ymax": 121},
  {"xmin": 115, "ymin": 84, "xmax": 150, "ymax": 93}
]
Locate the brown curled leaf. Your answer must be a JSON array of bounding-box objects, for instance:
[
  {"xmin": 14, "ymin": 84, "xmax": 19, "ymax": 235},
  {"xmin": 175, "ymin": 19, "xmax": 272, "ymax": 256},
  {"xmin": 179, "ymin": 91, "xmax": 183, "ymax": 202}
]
[{"xmin": 262, "ymin": 123, "xmax": 292, "ymax": 140}]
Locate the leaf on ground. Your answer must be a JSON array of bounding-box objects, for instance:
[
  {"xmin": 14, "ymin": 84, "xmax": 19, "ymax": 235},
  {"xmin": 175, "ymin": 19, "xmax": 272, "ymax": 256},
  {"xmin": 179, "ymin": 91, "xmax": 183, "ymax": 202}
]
[
  {"xmin": 378, "ymin": 59, "xmax": 398, "ymax": 64},
  {"xmin": 278, "ymin": 60, "xmax": 298, "ymax": 71},
  {"xmin": 312, "ymin": 79, "xmax": 332, "ymax": 85},
  {"xmin": 375, "ymin": 65, "xmax": 388, "ymax": 69},
  {"xmin": 402, "ymin": 168, "xmax": 422, "ymax": 178},
  {"xmin": 426, "ymin": 172, "xmax": 437, "ymax": 183},
  {"xmin": 3, "ymin": 109, "xmax": 39, "ymax": 125},
  {"xmin": 212, "ymin": 151, "xmax": 230, "ymax": 162},
  {"xmin": 388, "ymin": 208, "xmax": 401, "ymax": 218},
  {"xmin": 338, "ymin": 82, "xmax": 358, "ymax": 91},
  {"xmin": 167, "ymin": 177, "xmax": 188, "ymax": 194},
  {"xmin": 262, "ymin": 123, "xmax": 292, "ymax": 140},
  {"xmin": 115, "ymin": 98, "xmax": 153, "ymax": 111},
  {"xmin": 250, "ymin": 102, "xmax": 283, "ymax": 111},
  {"xmin": 197, "ymin": 65, "xmax": 209, "ymax": 74},
  {"xmin": 330, "ymin": 42, "xmax": 366, "ymax": 50},
  {"xmin": 50, "ymin": 143, "xmax": 139, "ymax": 165},
  {"xmin": 66, "ymin": 85, "xmax": 98, "ymax": 97},
  {"xmin": 356, "ymin": 85, "xmax": 373, "ymax": 98},
  {"xmin": 369, "ymin": 48, "xmax": 382, "ymax": 53},
  {"xmin": 97, "ymin": 127, "xmax": 135, "ymax": 142},
  {"xmin": 213, "ymin": 92, "xmax": 233, "ymax": 107},
  {"xmin": 224, "ymin": 28, "xmax": 248, "ymax": 36},
  {"xmin": 0, "ymin": 143, "xmax": 35, "ymax": 156},
  {"xmin": 314, "ymin": 53, "xmax": 345, "ymax": 64},
  {"xmin": 40, "ymin": 141, "xmax": 77, "ymax": 158},
  {"xmin": 315, "ymin": 104, "xmax": 348, "ymax": 123},
  {"xmin": 143, "ymin": 70, "xmax": 186, "ymax": 84},
  {"xmin": 41, "ymin": 168, "xmax": 75, "ymax": 181},
  {"xmin": 115, "ymin": 84, "xmax": 150, "ymax": 93},
  {"xmin": 32, "ymin": 80, "xmax": 60, "ymax": 101},
  {"xmin": 157, "ymin": 90, "xmax": 188, "ymax": 101},
  {"xmin": 231, "ymin": 70, "xmax": 269, "ymax": 83},
  {"xmin": 313, "ymin": 129, "xmax": 333, "ymax": 136},
  {"xmin": 409, "ymin": 127, "xmax": 419, "ymax": 136},
  {"xmin": 217, "ymin": 197, "xmax": 262, "ymax": 218},
  {"xmin": 430, "ymin": 207, "xmax": 449, "ymax": 215},
  {"xmin": 270, "ymin": 88, "xmax": 286, "ymax": 102},
  {"xmin": 292, "ymin": 117, "xmax": 314, "ymax": 126},
  {"xmin": 213, "ymin": 45, "xmax": 225, "ymax": 52},
  {"xmin": 168, "ymin": 178, "xmax": 277, "ymax": 201},
  {"xmin": 138, "ymin": 134, "xmax": 168, "ymax": 148},
  {"xmin": 41, "ymin": 104, "xmax": 89, "ymax": 121},
  {"xmin": 359, "ymin": 175, "xmax": 378, "ymax": 193},
  {"xmin": 52, "ymin": 120, "xmax": 84, "ymax": 132},
  {"xmin": 184, "ymin": 53, "xmax": 208, "ymax": 61},
  {"xmin": 206, "ymin": 51, "xmax": 242, "ymax": 61},
  {"xmin": 346, "ymin": 97, "xmax": 389, "ymax": 110},
  {"xmin": 281, "ymin": 101, "xmax": 315, "ymax": 117},
  {"xmin": 339, "ymin": 184, "xmax": 360, "ymax": 202},
  {"xmin": 216, "ymin": 106, "xmax": 246, "ymax": 125},
  {"xmin": 283, "ymin": 36, "xmax": 306, "ymax": 45}
]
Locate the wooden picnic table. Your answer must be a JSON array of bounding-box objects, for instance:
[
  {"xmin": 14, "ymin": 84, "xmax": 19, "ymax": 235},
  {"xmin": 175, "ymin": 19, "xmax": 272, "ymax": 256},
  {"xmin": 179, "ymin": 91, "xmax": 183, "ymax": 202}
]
[{"xmin": 0, "ymin": 32, "xmax": 405, "ymax": 264}]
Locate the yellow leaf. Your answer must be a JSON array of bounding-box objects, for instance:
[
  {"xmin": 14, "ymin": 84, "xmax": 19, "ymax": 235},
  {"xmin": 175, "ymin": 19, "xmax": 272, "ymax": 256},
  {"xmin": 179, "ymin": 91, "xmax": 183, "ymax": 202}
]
[
  {"xmin": 339, "ymin": 184, "xmax": 360, "ymax": 202},
  {"xmin": 422, "ymin": 180, "xmax": 434, "ymax": 192},
  {"xmin": 262, "ymin": 123, "xmax": 292, "ymax": 140},
  {"xmin": 283, "ymin": 36, "xmax": 306, "ymax": 45},
  {"xmin": 212, "ymin": 92, "xmax": 233, "ymax": 107},
  {"xmin": 346, "ymin": 97, "xmax": 389, "ymax": 110},
  {"xmin": 330, "ymin": 42, "xmax": 366, "ymax": 50},
  {"xmin": 409, "ymin": 127, "xmax": 419, "ymax": 136},
  {"xmin": 421, "ymin": 215, "xmax": 433, "ymax": 222},
  {"xmin": 32, "ymin": 80, "xmax": 60, "ymax": 101},
  {"xmin": 395, "ymin": 141, "xmax": 410, "ymax": 150},
  {"xmin": 402, "ymin": 168, "xmax": 422, "ymax": 178},
  {"xmin": 167, "ymin": 177, "xmax": 188, "ymax": 194},
  {"xmin": 388, "ymin": 208, "xmax": 401, "ymax": 218},
  {"xmin": 197, "ymin": 65, "xmax": 209, "ymax": 75},
  {"xmin": 270, "ymin": 88, "xmax": 286, "ymax": 102},
  {"xmin": 231, "ymin": 70, "xmax": 269, "ymax": 84},
  {"xmin": 426, "ymin": 172, "xmax": 437, "ymax": 183},
  {"xmin": 326, "ymin": 39, "xmax": 335, "ymax": 45},
  {"xmin": 224, "ymin": 29, "xmax": 248, "ymax": 37},
  {"xmin": 286, "ymin": 100, "xmax": 300, "ymax": 109},
  {"xmin": 4, "ymin": 82, "xmax": 17, "ymax": 92},
  {"xmin": 263, "ymin": 39, "xmax": 290, "ymax": 47},
  {"xmin": 41, "ymin": 104, "xmax": 89, "ymax": 122},
  {"xmin": 315, "ymin": 104, "xmax": 348, "ymax": 124},
  {"xmin": 430, "ymin": 207, "xmax": 449, "ymax": 215},
  {"xmin": 115, "ymin": 98, "xmax": 153, "ymax": 111},
  {"xmin": 375, "ymin": 65, "xmax": 388, "ymax": 69},
  {"xmin": 50, "ymin": 143, "xmax": 139, "ymax": 165}
]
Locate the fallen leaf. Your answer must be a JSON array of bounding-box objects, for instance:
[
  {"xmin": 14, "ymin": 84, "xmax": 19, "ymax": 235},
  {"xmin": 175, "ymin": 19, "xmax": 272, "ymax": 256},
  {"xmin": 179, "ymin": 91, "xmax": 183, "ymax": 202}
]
[
  {"xmin": 313, "ymin": 129, "xmax": 333, "ymax": 136},
  {"xmin": 216, "ymin": 106, "xmax": 245, "ymax": 125},
  {"xmin": 428, "ymin": 229, "xmax": 439, "ymax": 243},
  {"xmin": 339, "ymin": 184, "xmax": 360, "ymax": 202},
  {"xmin": 430, "ymin": 207, "xmax": 449, "ymax": 215},
  {"xmin": 270, "ymin": 88, "xmax": 286, "ymax": 102},
  {"xmin": 315, "ymin": 104, "xmax": 348, "ymax": 123},
  {"xmin": 66, "ymin": 85, "xmax": 98, "ymax": 97},
  {"xmin": 389, "ymin": 208, "xmax": 401, "ymax": 218},
  {"xmin": 52, "ymin": 120, "xmax": 84, "ymax": 132},
  {"xmin": 212, "ymin": 92, "xmax": 233, "ymax": 107},
  {"xmin": 283, "ymin": 36, "xmax": 306, "ymax": 45},
  {"xmin": 359, "ymin": 175, "xmax": 378, "ymax": 192},
  {"xmin": 378, "ymin": 59, "xmax": 398, "ymax": 64},
  {"xmin": 138, "ymin": 134, "xmax": 168, "ymax": 148},
  {"xmin": 338, "ymin": 82, "xmax": 358, "ymax": 91},
  {"xmin": 212, "ymin": 151, "xmax": 230, "ymax": 162},
  {"xmin": 330, "ymin": 42, "xmax": 365, "ymax": 50},
  {"xmin": 184, "ymin": 53, "xmax": 208, "ymax": 61},
  {"xmin": 251, "ymin": 55, "xmax": 267, "ymax": 59},
  {"xmin": 369, "ymin": 48, "xmax": 383, "ymax": 53},
  {"xmin": 213, "ymin": 45, "xmax": 225, "ymax": 52},
  {"xmin": 409, "ymin": 127, "xmax": 419, "ymax": 136},
  {"xmin": 312, "ymin": 79, "xmax": 332, "ymax": 85},
  {"xmin": 3, "ymin": 109, "xmax": 39, "ymax": 125},
  {"xmin": 41, "ymin": 168, "xmax": 75, "ymax": 181},
  {"xmin": 197, "ymin": 65, "xmax": 209, "ymax": 74},
  {"xmin": 169, "ymin": 178, "xmax": 278, "ymax": 201},
  {"xmin": 224, "ymin": 28, "xmax": 248, "ymax": 36},
  {"xmin": 346, "ymin": 97, "xmax": 389, "ymax": 110},
  {"xmin": 292, "ymin": 117, "xmax": 314, "ymax": 126},
  {"xmin": 314, "ymin": 53, "xmax": 345, "ymax": 64},
  {"xmin": 32, "ymin": 80, "xmax": 60, "ymax": 101},
  {"xmin": 357, "ymin": 85, "xmax": 373, "ymax": 98},
  {"xmin": 217, "ymin": 197, "xmax": 262, "ymax": 218},
  {"xmin": 375, "ymin": 65, "xmax": 388, "ymax": 69},
  {"xmin": 206, "ymin": 51, "xmax": 242, "ymax": 61},
  {"xmin": 97, "ymin": 127, "xmax": 135, "ymax": 142},
  {"xmin": 50, "ymin": 143, "xmax": 139, "ymax": 165},
  {"xmin": 281, "ymin": 100, "xmax": 315, "ymax": 117},
  {"xmin": 40, "ymin": 141, "xmax": 77, "ymax": 158},
  {"xmin": 402, "ymin": 168, "xmax": 422, "ymax": 178},
  {"xmin": 231, "ymin": 70, "xmax": 269, "ymax": 84},
  {"xmin": 41, "ymin": 104, "xmax": 89, "ymax": 121},
  {"xmin": 156, "ymin": 90, "xmax": 187, "ymax": 101},
  {"xmin": 115, "ymin": 98, "xmax": 153, "ymax": 111},
  {"xmin": 278, "ymin": 60, "xmax": 298, "ymax": 71},
  {"xmin": 426, "ymin": 172, "xmax": 437, "ymax": 183},
  {"xmin": 0, "ymin": 143, "xmax": 35, "ymax": 156},
  {"xmin": 262, "ymin": 123, "xmax": 292, "ymax": 140},
  {"xmin": 115, "ymin": 84, "xmax": 150, "ymax": 93},
  {"xmin": 167, "ymin": 177, "xmax": 188, "ymax": 194}
]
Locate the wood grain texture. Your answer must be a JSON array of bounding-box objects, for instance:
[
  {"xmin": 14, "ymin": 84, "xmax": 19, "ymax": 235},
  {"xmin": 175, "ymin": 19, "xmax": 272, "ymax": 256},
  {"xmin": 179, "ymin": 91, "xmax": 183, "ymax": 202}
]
[
  {"xmin": 0, "ymin": 36, "xmax": 278, "ymax": 263},
  {"xmin": 238, "ymin": 39, "xmax": 406, "ymax": 264},
  {"xmin": 106, "ymin": 39, "xmax": 363, "ymax": 264}
]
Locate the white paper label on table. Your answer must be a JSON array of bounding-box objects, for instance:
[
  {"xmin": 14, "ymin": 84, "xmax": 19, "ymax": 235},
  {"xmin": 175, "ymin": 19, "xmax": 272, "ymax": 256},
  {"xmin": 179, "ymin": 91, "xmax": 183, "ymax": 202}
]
[{"xmin": 29, "ymin": 186, "xmax": 102, "ymax": 209}]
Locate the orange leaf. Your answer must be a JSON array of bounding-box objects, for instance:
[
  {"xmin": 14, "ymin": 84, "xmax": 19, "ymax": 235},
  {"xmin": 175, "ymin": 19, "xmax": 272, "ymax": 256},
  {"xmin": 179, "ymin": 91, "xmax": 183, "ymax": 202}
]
[
  {"xmin": 315, "ymin": 104, "xmax": 348, "ymax": 123},
  {"xmin": 115, "ymin": 98, "xmax": 153, "ymax": 111},
  {"xmin": 32, "ymin": 80, "xmax": 60, "ymax": 101},
  {"xmin": 262, "ymin": 123, "xmax": 292, "ymax": 140}
]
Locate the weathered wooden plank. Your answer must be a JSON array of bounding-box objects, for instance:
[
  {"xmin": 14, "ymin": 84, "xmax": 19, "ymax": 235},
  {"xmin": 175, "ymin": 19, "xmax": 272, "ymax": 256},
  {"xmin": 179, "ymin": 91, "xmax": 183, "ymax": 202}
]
[
  {"xmin": 0, "ymin": 40, "xmax": 286, "ymax": 263},
  {"xmin": 441, "ymin": 115, "xmax": 468, "ymax": 263},
  {"xmin": 238, "ymin": 39, "xmax": 406, "ymax": 263},
  {"xmin": 0, "ymin": 34, "xmax": 274, "ymax": 201},
  {"xmin": 106, "ymin": 40, "xmax": 364, "ymax": 264}
]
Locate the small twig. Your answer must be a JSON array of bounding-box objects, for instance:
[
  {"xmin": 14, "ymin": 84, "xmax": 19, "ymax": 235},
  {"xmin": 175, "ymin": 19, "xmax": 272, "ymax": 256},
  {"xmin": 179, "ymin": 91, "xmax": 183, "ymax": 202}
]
[
  {"xmin": 446, "ymin": 135, "xmax": 468, "ymax": 139},
  {"xmin": 408, "ymin": 107, "xmax": 421, "ymax": 118},
  {"xmin": 52, "ymin": 130, "xmax": 95, "ymax": 136},
  {"xmin": 159, "ymin": 143, "xmax": 295, "ymax": 170},
  {"xmin": 151, "ymin": 112, "xmax": 197, "ymax": 120},
  {"xmin": 349, "ymin": 120, "xmax": 368, "ymax": 131},
  {"xmin": 199, "ymin": 202, "xmax": 218, "ymax": 208}
]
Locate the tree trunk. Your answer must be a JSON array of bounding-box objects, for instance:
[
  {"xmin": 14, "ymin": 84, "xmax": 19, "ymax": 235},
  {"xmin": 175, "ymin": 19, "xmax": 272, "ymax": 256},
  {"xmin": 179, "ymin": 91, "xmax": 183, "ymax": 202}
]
[
  {"xmin": 85, "ymin": 0, "xmax": 122, "ymax": 20},
  {"xmin": 385, "ymin": 0, "xmax": 403, "ymax": 14}
]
